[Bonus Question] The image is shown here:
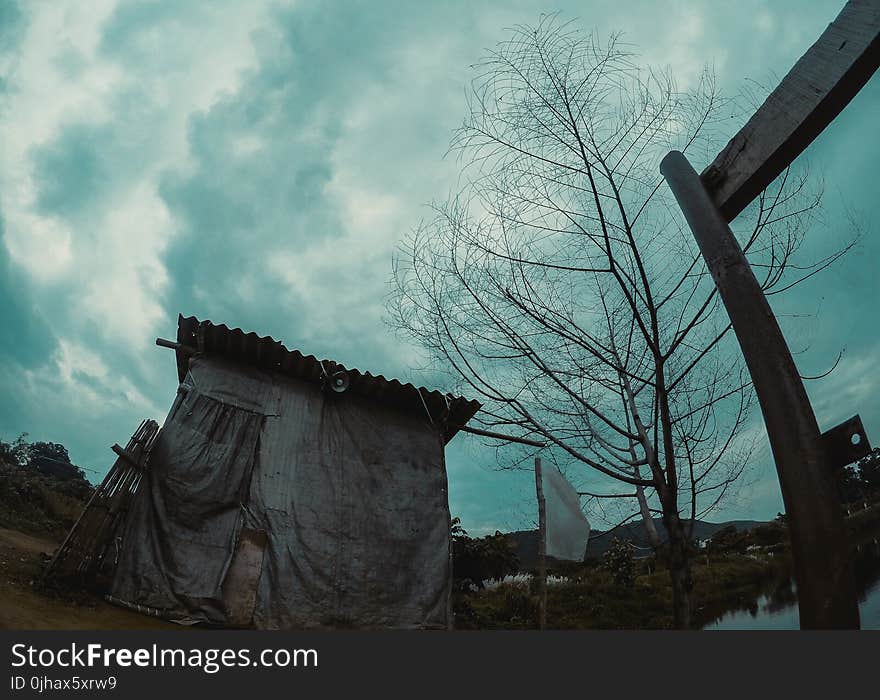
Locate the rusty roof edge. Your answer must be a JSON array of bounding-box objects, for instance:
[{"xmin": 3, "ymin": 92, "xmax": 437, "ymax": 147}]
[{"xmin": 172, "ymin": 314, "xmax": 481, "ymax": 443}]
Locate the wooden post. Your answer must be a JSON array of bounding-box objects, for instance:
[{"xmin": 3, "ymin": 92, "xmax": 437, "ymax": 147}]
[
  {"xmin": 534, "ymin": 457, "xmax": 547, "ymax": 630},
  {"xmin": 657, "ymin": 0, "xmax": 880, "ymax": 630},
  {"xmin": 661, "ymin": 150, "xmax": 859, "ymax": 629}
]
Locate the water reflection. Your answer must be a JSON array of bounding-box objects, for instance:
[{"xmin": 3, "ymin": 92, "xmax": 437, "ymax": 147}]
[{"xmin": 705, "ymin": 533, "xmax": 880, "ymax": 630}]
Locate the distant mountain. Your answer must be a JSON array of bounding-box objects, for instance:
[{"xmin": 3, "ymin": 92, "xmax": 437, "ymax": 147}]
[{"xmin": 505, "ymin": 517, "xmax": 766, "ymax": 569}]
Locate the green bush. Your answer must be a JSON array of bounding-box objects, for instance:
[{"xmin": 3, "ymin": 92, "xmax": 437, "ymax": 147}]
[
  {"xmin": 450, "ymin": 517, "xmax": 519, "ymax": 589},
  {"xmin": 601, "ymin": 538, "xmax": 635, "ymax": 587}
]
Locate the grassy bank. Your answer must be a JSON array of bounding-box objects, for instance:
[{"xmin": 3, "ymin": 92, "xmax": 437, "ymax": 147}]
[{"xmin": 453, "ymin": 551, "xmax": 787, "ymax": 630}]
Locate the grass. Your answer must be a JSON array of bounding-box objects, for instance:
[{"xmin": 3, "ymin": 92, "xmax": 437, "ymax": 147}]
[{"xmin": 453, "ymin": 552, "xmax": 788, "ymax": 630}]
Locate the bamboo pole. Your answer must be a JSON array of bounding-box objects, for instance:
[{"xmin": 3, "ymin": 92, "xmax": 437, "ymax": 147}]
[{"xmin": 42, "ymin": 420, "xmax": 159, "ymax": 584}]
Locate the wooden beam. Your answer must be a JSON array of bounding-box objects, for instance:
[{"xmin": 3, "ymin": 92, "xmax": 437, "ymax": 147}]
[
  {"xmin": 701, "ymin": 0, "xmax": 880, "ymax": 221},
  {"xmin": 155, "ymin": 337, "xmax": 197, "ymax": 355},
  {"xmin": 111, "ymin": 443, "xmax": 144, "ymax": 470}
]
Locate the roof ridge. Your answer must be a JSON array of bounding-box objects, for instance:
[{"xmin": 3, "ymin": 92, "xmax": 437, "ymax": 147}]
[{"xmin": 172, "ymin": 314, "xmax": 481, "ymax": 443}]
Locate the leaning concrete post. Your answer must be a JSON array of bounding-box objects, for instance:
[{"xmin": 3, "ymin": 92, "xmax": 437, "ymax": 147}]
[{"xmin": 660, "ymin": 150, "xmax": 859, "ymax": 629}]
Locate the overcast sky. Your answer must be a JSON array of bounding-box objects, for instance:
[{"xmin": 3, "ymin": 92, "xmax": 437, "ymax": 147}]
[{"xmin": 1, "ymin": 0, "xmax": 877, "ymax": 535}]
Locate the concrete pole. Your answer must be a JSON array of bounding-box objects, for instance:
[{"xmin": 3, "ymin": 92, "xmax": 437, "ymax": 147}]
[{"xmin": 660, "ymin": 150, "xmax": 859, "ymax": 629}]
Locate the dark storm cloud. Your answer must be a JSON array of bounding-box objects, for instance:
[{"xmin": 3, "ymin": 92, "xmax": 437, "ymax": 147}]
[
  {"xmin": 0, "ymin": 216, "xmax": 57, "ymax": 369},
  {"xmin": 0, "ymin": 0, "xmax": 876, "ymax": 533},
  {"xmin": 151, "ymin": 0, "xmax": 472, "ymax": 371}
]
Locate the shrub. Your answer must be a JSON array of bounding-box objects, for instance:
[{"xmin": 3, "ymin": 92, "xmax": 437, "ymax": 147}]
[
  {"xmin": 602, "ymin": 538, "xmax": 635, "ymax": 588},
  {"xmin": 451, "ymin": 518, "xmax": 520, "ymax": 589}
]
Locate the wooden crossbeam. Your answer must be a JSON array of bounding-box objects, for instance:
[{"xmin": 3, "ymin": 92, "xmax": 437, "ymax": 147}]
[{"xmin": 701, "ymin": 0, "xmax": 880, "ymax": 221}]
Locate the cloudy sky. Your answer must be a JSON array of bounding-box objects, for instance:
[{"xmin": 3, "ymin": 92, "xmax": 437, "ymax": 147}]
[{"xmin": 1, "ymin": 0, "xmax": 877, "ymax": 535}]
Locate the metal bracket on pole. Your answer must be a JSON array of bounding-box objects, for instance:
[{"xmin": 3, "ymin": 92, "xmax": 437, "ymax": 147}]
[
  {"xmin": 660, "ymin": 149, "xmax": 860, "ymax": 629},
  {"xmin": 821, "ymin": 415, "xmax": 872, "ymax": 471}
]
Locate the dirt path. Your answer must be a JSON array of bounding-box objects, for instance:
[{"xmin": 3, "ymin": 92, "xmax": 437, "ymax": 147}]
[
  {"xmin": 0, "ymin": 527, "xmax": 177, "ymax": 630},
  {"xmin": 0, "ymin": 527, "xmax": 58, "ymax": 555}
]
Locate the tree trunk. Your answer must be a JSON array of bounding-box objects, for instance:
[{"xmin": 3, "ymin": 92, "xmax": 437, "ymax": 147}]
[{"xmin": 663, "ymin": 509, "xmax": 693, "ymax": 629}]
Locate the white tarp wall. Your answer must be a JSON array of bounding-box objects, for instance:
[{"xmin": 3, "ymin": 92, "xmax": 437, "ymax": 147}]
[{"xmin": 110, "ymin": 356, "xmax": 452, "ymax": 629}]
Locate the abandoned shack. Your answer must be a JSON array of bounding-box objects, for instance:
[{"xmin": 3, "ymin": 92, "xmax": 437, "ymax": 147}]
[{"xmin": 49, "ymin": 315, "xmax": 480, "ymax": 629}]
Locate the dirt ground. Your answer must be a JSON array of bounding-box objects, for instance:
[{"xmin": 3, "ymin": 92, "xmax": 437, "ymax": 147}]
[{"xmin": 0, "ymin": 527, "xmax": 176, "ymax": 630}]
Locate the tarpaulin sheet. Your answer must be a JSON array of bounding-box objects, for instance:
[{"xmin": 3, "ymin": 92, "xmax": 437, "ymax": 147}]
[
  {"xmin": 541, "ymin": 466, "xmax": 591, "ymax": 562},
  {"xmin": 110, "ymin": 356, "xmax": 452, "ymax": 629}
]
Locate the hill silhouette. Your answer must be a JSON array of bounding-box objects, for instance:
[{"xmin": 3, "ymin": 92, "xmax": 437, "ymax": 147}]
[{"xmin": 506, "ymin": 517, "xmax": 766, "ymax": 568}]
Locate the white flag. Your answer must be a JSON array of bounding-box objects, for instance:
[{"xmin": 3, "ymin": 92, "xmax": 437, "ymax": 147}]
[{"xmin": 541, "ymin": 466, "xmax": 591, "ymax": 561}]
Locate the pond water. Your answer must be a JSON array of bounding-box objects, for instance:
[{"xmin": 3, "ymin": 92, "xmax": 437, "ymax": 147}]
[{"xmin": 705, "ymin": 532, "xmax": 880, "ymax": 630}]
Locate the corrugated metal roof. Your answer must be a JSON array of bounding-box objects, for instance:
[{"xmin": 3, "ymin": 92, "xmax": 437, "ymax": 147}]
[{"xmin": 171, "ymin": 314, "xmax": 481, "ymax": 444}]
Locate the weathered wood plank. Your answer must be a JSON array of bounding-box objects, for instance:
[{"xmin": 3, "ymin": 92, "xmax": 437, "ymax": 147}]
[
  {"xmin": 222, "ymin": 528, "xmax": 267, "ymax": 627},
  {"xmin": 701, "ymin": 0, "xmax": 880, "ymax": 221}
]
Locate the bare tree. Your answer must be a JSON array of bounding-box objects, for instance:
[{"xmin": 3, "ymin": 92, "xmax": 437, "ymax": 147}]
[{"xmin": 389, "ymin": 17, "xmax": 853, "ymax": 628}]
